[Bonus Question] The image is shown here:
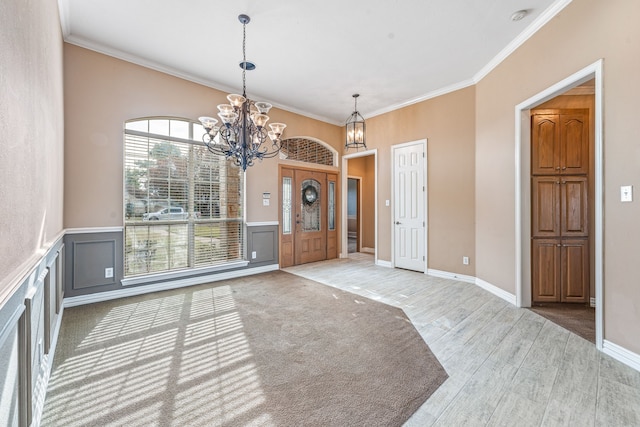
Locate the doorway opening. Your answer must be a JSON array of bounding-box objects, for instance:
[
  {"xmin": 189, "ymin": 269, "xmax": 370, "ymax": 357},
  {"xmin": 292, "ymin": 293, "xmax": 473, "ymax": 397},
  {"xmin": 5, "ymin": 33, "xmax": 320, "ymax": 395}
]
[
  {"xmin": 342, "ymin": 150, "xmax": 377, "ymax": 261},
  {"xmin": 347, "ymin": 177, "xmax": 361, "ymax": 253},
  {"xmin": 515, "ymin": 60, "xmax": 603, "ymax": 349}
]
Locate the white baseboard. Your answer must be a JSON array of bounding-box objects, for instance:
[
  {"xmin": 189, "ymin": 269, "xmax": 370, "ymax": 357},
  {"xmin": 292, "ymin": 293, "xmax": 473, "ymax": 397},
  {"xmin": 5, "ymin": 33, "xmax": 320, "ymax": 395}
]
[
  {"xmin": 64, "ymin": 264, "xmax": 279, "ymax": 307},
  {"xmin": 427, "ymin": 268, "xmax": 476, "ymax": 284},
  {"xmin": 427, "ymin": 269, "xmax": 517, "ymax": 305},
  {"xmin": 475, "ymin": 278, "xmax": 517, "ymax": 305},
  {"xmin": 603, "ymin": 340, "xmax": 640, "ymax": 373},
  {"xmin": 376, "ymin": 259, "xmax": 393, "ymax": 268},
  {"xmin": 361, "ymin": 247, "xmax": 375, "ymax": 254}
]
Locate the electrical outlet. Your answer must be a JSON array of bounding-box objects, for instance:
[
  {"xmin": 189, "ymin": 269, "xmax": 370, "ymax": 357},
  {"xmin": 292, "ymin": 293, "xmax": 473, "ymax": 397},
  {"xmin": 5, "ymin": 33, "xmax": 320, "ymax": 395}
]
[
  {"xmin": 105, "ymin": 267, "xmax": 114, "ymax": 278},
  {"xmin": 462, "ymin": 256, "xmax": 469, "ymax": 265},
  {"xmin": 251, "ymin": 251, "xmax": 257, "ymax": 259}
]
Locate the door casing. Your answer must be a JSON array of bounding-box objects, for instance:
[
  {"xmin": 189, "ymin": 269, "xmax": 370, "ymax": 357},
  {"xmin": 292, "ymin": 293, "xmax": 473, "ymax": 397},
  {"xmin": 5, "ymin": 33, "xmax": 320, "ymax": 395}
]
[
  {"xmin": 341, "ymin": 150, "xmax": 377, "ymax": 260},
  {"xmin": 515, "ymin": 59, "xmax": 603, "ymax": 349}
]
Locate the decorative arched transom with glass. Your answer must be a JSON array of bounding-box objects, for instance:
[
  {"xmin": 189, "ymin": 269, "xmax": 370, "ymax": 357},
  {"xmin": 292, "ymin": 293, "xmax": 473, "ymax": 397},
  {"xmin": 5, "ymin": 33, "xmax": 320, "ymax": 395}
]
[
  {"xmin": 123, "ymin": 117, "xmax": 244, "ymax": 277},
  {"xmin": 280, "ymin": 137, "xmax": 338, "ymax": 167}
]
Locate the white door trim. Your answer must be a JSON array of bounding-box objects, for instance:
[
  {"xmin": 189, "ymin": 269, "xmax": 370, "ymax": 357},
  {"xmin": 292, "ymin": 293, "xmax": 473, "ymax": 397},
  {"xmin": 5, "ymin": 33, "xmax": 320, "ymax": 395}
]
[
  {"xmin": 515, "ymin": 59, "xmax": 603, "ymax": 350},
  {"xmin": 391, "ymin": 139, "xmax": 428, "ymax": 272},
  {"xmin": 341, "ymin": 149, "xmax": 378, "ymax": 262}
]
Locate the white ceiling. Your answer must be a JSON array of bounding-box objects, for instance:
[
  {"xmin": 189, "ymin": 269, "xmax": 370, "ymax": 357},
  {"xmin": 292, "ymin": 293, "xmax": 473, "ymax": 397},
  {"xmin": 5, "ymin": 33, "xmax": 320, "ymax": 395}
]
[{"xmin": 58, "ymin": 0, "xmax": 569, "ymax": 125}]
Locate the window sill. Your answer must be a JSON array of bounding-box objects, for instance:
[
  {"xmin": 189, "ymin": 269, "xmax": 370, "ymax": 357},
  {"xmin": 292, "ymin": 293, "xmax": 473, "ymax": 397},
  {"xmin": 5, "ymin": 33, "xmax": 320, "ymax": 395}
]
[{"xmin": 121, "ymin": 260, "xmax": 250, "ymax": 287}]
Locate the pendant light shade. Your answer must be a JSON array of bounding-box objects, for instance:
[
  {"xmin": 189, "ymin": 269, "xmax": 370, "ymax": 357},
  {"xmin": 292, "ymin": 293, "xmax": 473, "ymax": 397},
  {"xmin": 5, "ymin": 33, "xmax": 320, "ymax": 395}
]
[{"xmin": 345, "ymin": 94, "xmax": 366, "ymax": 150}]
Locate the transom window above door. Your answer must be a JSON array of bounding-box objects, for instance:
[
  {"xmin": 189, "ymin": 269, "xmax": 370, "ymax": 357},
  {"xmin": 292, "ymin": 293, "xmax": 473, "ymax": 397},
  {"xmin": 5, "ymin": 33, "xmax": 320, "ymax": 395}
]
[{"xmin": 280, "ymin": 137, "xmax": 337, "ymax": 166}]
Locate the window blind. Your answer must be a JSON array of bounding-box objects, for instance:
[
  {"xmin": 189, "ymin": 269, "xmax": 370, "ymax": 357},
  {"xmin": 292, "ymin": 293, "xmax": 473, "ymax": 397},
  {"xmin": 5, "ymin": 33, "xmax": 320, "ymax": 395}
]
[{"xmin": 124, "ymin": 118, "xmax": 244, "ymax": 277}]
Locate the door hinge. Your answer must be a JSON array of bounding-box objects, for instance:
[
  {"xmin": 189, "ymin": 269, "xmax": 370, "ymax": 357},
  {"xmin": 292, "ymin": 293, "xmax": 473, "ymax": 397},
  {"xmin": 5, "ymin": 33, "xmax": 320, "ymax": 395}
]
[
  {"xmin": 423, "ymin": 186, "xmax": 425, "ymax": 192},
  {"xmin": 422, "ymin": 152, "xmax": 425, "ymax": 158},
  {"xmin": 423, "ymin": 255, "xmax": 425, "ymax": 261},
  {"xmin": 423, "ymin": 221, "xmax": 425, "ymax": 227}
]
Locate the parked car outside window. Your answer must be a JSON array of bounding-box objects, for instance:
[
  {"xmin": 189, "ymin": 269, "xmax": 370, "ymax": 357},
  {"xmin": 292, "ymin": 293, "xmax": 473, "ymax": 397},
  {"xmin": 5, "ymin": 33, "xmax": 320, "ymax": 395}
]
[{"xmin": 142, "ymin": 207, "xmax": 188, "ymax": 221}]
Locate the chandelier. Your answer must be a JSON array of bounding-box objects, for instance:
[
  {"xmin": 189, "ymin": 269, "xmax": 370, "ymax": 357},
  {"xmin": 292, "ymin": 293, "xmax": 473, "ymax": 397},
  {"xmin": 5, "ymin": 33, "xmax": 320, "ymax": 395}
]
[
  {"xmin": 345, "ymin": 93, "xmax": 366, "ymax": 150},
  {"xmin": 199, "ymin": 14, "xmax": 286, "ymax": 171}
]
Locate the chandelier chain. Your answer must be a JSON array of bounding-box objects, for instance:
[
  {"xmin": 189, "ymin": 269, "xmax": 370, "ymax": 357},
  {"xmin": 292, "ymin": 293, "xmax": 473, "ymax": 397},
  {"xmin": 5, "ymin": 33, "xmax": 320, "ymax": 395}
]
[{"xmin": 242, "ymin": 21, "xmax": 247, "ymax": 96}]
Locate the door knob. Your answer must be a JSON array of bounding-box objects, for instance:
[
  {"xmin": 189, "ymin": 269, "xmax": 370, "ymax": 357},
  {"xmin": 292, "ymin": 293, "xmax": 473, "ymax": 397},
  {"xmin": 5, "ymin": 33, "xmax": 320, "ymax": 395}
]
[{"xmin": 395, "ymin": 221, "xmax": 401, "ymax": 225}]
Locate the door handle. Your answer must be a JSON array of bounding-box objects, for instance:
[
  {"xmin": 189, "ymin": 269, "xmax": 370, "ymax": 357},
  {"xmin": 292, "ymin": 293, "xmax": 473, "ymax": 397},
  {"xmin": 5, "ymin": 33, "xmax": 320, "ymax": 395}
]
[{"xmin": 395, "ymin": 221, "xmax": 401, "ymax": 225}]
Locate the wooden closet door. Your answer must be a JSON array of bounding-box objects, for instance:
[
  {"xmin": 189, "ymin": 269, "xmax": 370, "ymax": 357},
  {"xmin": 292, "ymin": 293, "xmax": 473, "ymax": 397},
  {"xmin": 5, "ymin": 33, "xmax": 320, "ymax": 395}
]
[
  {"xmin": 559, "ymin": 111, "xmax": 589, "ymax": 175},
  {"xmin": 560, "ymin": 176, "xmax": 588, "ymax": 238},
  {"xmin": 531, "ymin": 108, "xmax": 590, "ymax": 304},
  {"xmin": 532, "ymin": 176, "xmax": 561, "ymax": 238},
  {"xmin": 561, "ymin": 239, "xmax": 589, "ymax": 303},
  {"xmin": 532, "ymin": 239, "xmax": 561, "ymax": 302},
  {"xmin": 532, "ymin": 114, "xmax": 560, "ymax": 175}
]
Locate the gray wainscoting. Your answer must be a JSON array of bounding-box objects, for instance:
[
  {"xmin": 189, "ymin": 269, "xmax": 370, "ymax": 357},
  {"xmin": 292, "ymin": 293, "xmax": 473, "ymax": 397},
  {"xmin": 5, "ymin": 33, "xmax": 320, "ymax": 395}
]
[
  {"xmin": 64, "ymin": 231, "xmax": 124, "ymax": 298},
  {"xmin": 0, "ymin": 237, "xmax": 64, "ymax": 427},
  {"xmin": 247, "ymin": 224, "xmax": 279, "ymax": 267},
  {"xmin": 64, "ymin": 224, "xmax": 279, "ymax": 298}
]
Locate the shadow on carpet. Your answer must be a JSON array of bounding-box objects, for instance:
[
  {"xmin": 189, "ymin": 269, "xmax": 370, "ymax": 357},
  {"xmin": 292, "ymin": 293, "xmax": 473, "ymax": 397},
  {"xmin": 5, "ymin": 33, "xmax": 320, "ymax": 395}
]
[{"xmin": 42, "ymin": 271, "xmax": 448, "ymax": 426}]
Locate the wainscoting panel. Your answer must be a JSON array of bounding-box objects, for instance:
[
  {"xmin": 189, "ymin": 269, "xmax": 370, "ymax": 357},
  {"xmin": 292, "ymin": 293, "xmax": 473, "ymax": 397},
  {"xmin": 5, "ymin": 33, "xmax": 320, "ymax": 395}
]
[
  {"xmin": 66, "ymin": 226, "xmax": 278, "ymax": 299},
  {"xmin": 64, "ymin": 231, "xmax": 124, "ymax": 298},
  {"xmin": 0, "ymin": 234, "xmax": 64, "ymax": 427},
  {"xmin": 247, "ymin": 224, "xmax": 279, "ymax": 267},
  {"xmin": 0, "ymin": 304, "xmax": 25, "ymax": 427},
  {"xmin": 72, "ymin": 240, "xmax": 117, "ymax": 289}
]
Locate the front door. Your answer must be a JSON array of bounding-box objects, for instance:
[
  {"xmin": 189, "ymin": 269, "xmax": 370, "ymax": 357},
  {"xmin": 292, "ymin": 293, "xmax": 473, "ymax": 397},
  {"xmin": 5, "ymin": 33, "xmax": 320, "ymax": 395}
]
[
  {"xmin": 295, "ymin": 169, "xmax": 326, "ymax": 265},
  {"xmin": 280, "ymin": 167, "xmax": 338, "ymax": 267},
  {"xmin": 393, "ymin": 141, "xmax": 426, "ymax": 272}
]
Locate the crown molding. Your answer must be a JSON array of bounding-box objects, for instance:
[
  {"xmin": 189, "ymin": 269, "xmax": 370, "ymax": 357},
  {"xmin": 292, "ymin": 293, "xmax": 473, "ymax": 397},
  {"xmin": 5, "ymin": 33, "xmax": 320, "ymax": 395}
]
[
  {"xmin": 474, "ymin": 0, "xmax": 573, "ymax": 83},
  {"xmin": 58, "ymin": 0, "xmax": 572, "ymax": 126},
  {"xmin": 63, "ymin": 35, "xmax": 343, "ymax": 126}
]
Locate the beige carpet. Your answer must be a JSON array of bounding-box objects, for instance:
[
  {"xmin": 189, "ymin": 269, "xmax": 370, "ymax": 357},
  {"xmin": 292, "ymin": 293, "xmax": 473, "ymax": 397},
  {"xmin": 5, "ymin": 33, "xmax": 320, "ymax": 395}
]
[{"xmin": 42, "ymin": 271, "xmax": 447, "ymax": 426}]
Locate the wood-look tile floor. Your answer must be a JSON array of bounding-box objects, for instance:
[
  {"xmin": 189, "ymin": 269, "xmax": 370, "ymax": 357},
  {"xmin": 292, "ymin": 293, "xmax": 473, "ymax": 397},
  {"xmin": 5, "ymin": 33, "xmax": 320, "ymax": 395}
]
[{"xmin": 284, "ymin": 253, "xmax": 640, "ymax": 426}]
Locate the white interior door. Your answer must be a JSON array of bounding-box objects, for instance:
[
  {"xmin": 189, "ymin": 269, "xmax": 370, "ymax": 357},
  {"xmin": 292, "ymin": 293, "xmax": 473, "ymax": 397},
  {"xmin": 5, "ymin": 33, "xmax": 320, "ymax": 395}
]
[{"xmin": 393, "ymin": 141, "xmax": 426, "ymax": 272}]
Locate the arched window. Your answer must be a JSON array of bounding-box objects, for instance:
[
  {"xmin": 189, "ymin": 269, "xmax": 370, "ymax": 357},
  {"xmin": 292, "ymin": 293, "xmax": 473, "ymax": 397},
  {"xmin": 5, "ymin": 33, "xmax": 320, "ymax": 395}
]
[
  {"xmin": 280, "ymin": 137, "xmax": 337, "ymax": 166},
  {"xmin": 124, "ymin": 117, "xmax": 244, "ymax": 277}
]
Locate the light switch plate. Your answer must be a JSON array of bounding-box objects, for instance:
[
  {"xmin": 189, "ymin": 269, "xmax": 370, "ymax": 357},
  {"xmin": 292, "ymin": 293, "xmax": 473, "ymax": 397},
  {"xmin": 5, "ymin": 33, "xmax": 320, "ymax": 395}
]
[
  {"xmin": 105, "ymin": 267, "xmax": 114, "ymax": 278},
  {"xmin": 621, "ymin": 185, "xmax": 633, "ymax": 202},
  {"xmin": 263, "ymin": 198, "xmax": 270, "ymax": 206}
]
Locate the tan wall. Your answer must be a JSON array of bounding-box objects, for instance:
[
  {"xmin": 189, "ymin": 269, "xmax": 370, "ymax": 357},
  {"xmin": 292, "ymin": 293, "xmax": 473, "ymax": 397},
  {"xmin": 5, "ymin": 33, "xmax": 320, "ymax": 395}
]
[
  {"xmin": 364, "ymin": 86, "xmax": 476, "ymax": 275},
  {"xmin": 0, "ymin": 0, "xmax": 65, "ymax": 300},
  {"xmin": 347, "ymin": 156, "xmax": 375, "ymax": 249},
  {"xmin": 475, "ymin": 0, "xmax": 640, "ymax": 352},
  {"xmin": 63, "ymin": 44, "xmax": 341, "ymax": 228}
]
